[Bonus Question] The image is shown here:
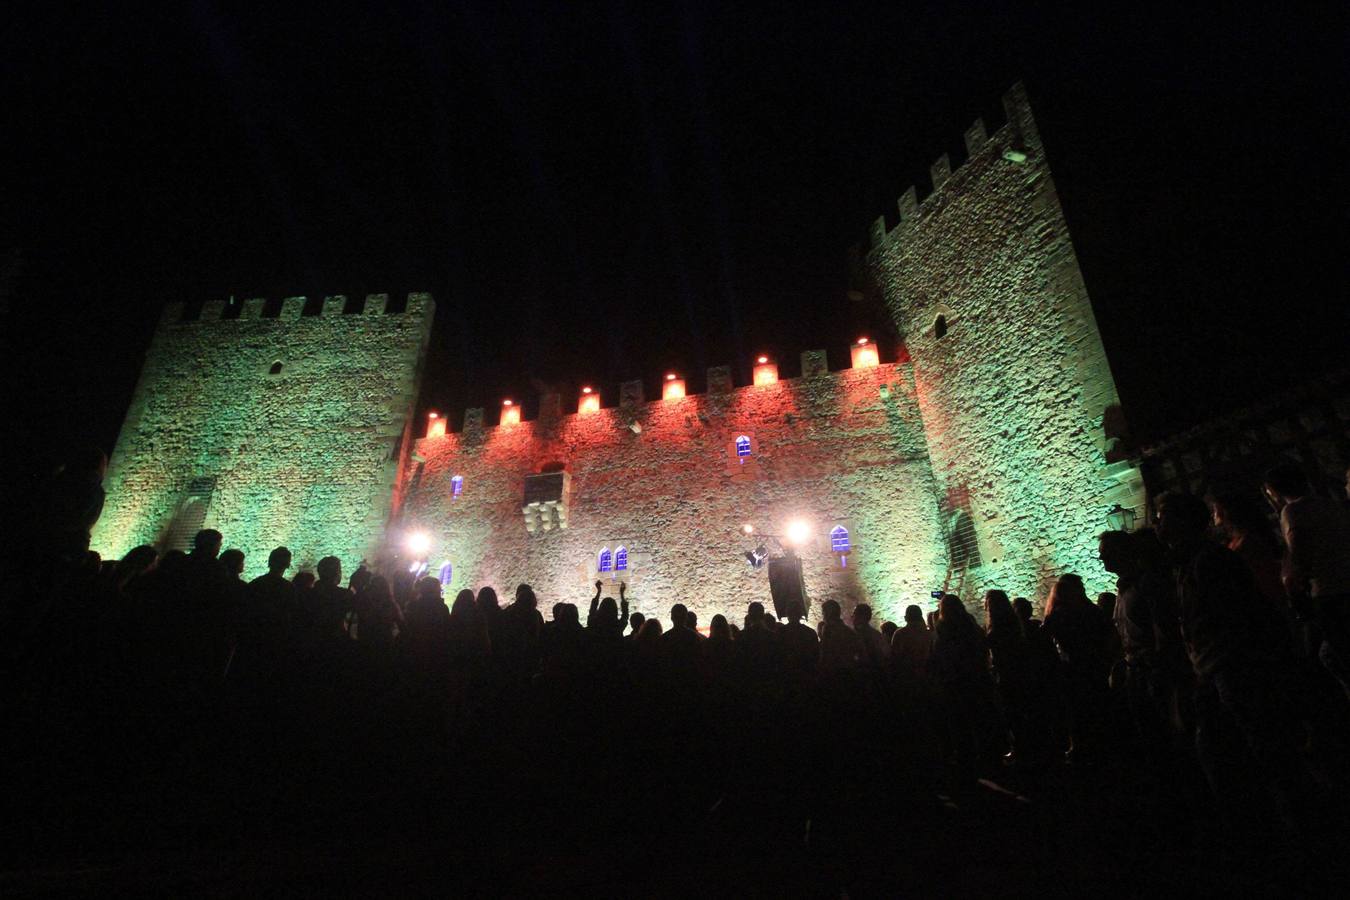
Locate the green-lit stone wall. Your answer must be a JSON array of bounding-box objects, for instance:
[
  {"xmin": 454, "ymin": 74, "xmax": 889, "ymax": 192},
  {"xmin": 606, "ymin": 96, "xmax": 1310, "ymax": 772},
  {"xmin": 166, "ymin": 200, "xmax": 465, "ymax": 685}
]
[
  {"xmin": 92, "ymin": 293, "xmax": 435, "ymax": 577},
  {"xmin": 864, "ymin": 84, "xmax": 1144, "ymax": 604}
]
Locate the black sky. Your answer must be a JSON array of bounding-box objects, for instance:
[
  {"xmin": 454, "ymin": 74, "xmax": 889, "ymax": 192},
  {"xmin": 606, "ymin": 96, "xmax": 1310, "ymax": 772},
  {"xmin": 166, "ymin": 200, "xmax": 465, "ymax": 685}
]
[{"xmin": 4, "ymin": 2, "xmax": 1347, "ymax": 458}]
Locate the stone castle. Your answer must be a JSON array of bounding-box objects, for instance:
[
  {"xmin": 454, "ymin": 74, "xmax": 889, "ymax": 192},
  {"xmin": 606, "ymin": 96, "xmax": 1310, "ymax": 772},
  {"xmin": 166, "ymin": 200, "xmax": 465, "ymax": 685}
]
[{"xmin": 92, "ymin": 83, "xmax": 1144, "ymax": 624}]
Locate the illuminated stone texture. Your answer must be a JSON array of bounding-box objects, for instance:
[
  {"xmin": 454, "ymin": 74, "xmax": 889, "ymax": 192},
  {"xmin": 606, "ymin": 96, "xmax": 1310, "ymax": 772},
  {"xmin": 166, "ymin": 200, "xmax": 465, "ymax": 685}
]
[
  {"xmin": 404, "ymin": 359, "xmax": 950, "ymax": 626},
  {"xmin": 863, "ymin": 83, "xmax": 1144, "ymax": 601},
  {"xmin": 92, "ymin": 293, "xmax": 435, "ymax": 575}
]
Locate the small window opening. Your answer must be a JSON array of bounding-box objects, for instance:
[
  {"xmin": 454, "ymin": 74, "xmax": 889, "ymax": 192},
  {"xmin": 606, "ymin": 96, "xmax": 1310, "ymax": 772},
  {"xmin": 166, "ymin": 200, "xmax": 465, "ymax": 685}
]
[
  {"xmin": 933, "ymin": 314, "xmax": 948, "ymax": 339},
  {"xmin": 301, "ymin": 297, "xmax": 324, "ymax": 317},
  {"xmin": 451, "ymin": 475, "xmax": 464, "ymax": 497},
  {"xmin": 830, "ymin": 525, "xmax": 851, "ymax": 553},
  {"xmin": 342, "ymin": 295, "xmax": 366, "ymax": 315},
  {"xmin": 268, "ymin": 361, "xmax": 284, "ymax": 376},
  {"xmin": 598, "ymin": 548, "xmax": 613, "ymax": 573},
  {"xmin": 615, "ymin": 547, "xmax": 628, "ymax": 571},
  {"xmin": 260, "ymin": 298, "xmax": 284, "ymax": 318},
  {"xmin": 735, "ymin": 435, "xmax": 752, "ymax": 458},
  {"xmin": 384, "ymin": 294, "xmax": 408, "ymax": 315}
]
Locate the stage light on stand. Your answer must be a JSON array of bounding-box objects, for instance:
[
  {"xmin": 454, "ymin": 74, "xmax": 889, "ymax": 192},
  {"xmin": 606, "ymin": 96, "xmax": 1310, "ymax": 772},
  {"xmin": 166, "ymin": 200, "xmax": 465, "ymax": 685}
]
[{"xmin": 744, "ymin": 545, "xmax": 768, "ymax": 569}]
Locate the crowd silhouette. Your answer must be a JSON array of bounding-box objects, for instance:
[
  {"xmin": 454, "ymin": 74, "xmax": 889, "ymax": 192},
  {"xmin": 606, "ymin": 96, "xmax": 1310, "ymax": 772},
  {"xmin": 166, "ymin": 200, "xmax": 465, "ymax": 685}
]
[{"xmin": 3, "ymin": 449, "xmax": 1349, "ymax": 893}]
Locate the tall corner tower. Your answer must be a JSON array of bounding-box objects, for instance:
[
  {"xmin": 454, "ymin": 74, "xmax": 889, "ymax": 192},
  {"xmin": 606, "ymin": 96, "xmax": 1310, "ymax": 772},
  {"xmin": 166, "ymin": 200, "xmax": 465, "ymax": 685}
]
[
  {"xmin": 862, "ymin": 83, "xmax": 1144, "ymax": 600},
  {"xmin": 92, "ymin": 292, "xmax": 436, "ymax": 574}
]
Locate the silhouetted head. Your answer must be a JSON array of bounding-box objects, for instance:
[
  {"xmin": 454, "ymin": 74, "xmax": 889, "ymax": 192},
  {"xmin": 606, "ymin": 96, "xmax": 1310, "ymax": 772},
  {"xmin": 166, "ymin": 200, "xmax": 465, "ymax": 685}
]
[
  {"xmin": 293, "ymin": 571, "xmax": 316, "ymax": 591},
  {"xmin": 476, "ymin": 586, "xmax": 500, "ymax": 612},
  {"xmin": 852, "ymin": 604, "xmax": 873, "ymax": 627},
  {"xmin": 747, "ymin": 602, "xmax": 765, "ymax": 627},
  {"xmin": 904, "ymin": 604, "xmax": 925, "ymax": 626},
  {"xmin": 1044, "ymin": 574, "xmax": 1089, "ymax": 617},
  {"xmin": 1209, "ymin": 490, "xmax": 1279, "ymax": 548},
  {"xmin": 219, "ymin": 548, "xmax": 245, "ymax": 577},
  {"xmin": 881, "ymin": 621, "xmax": 898, "ymax": 642},
  {"xmin": 785, "ymin": 600, "xmax": 804, "ymax": 624},
  {"xmin": 629, "ymin": 611, "xmax": 645, "ymax": 632},
  {"xmin": 451, "ymin": 589, "xmax": 477, "ymax": 617},
  {"xmin": 686, "ymin": 611, "xmax": 698, "ymax": 632},
  {"xmin": 1154, "ymin": 492, "xmax": 1211, "ymax": 549},
  {"xmin": 559, "ymin": 604, "xmax": 580, "ymax": 627},
  {"xmin": 348, "ymin": 564, "xmax": 372, "ymax": 594},
  {"xmin": 316, "ymin": 556, "xmax": 342, "ymax": 586},
  {"xmin": 1262, "ymin": 462, "xmax": 1310, "ymax": 509},
  {"xmin": 1012, "ymin": 597, "xmax": 1034, "ymax": 622},
  {"xmin": 822, "ymin": 599, "xmax": 842, "ymax": 624},
  {"xmin": 267, "ymin": 546, "xmax": 292, "ymax": 575},
  {"xmin": 670, "ymin": 603, "xmax": 688, "ymax": 629},
  {"xmin": 937, "ymin": 594, "xmax": 968, "ymax": 628},
  {"xmin": 1096, "ymin": 592, "xmax": 1117, "ymax": 617},
  {"xmin": 415, "ymin": 576, "xmax": 443, "ymax": 603},
  {"xmin": 637, "ymin": 618, "xmax": 663, "ymax": 645},
  {"xmin": 984, "ymin": 590, "xmax": 1019, "ymax": 635},
  {"xmin": 362, "ymin": 575, "xmax": 394, "ymax": 608},
  {"xmin": 515, "ymin": 583, "xmax": 537, "ymax": 610},
  {"xmin": 710, "ymin": 614, "xmax": 731, "ymax": 640},
  {"xmin": 1097, "ymin": 530, "xmax": 1135, "ymax": 576},
  {"xmin": 598, "ymin": 595, "xmax": 619, "ymax": 622},
  {"xmin": 192, "ymin": 529, "xmax": 223, "ymax": 558},
  {"xmin": 114, "ymin": 545, "xmax": 158, "ymax": 588}
]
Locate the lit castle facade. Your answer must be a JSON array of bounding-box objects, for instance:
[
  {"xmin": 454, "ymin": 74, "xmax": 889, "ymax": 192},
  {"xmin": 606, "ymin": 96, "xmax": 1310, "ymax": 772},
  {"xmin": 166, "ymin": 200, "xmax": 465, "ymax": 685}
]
[{"xmin": 92, "ymin": 84, "xmax": 1143, "ymax": 623}]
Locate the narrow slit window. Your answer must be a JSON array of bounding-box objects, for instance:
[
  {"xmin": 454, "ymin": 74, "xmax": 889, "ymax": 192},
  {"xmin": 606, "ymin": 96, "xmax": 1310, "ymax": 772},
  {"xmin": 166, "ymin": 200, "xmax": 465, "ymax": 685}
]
[
  {"xmin": 437, "ymin": 561, "xmax": 453, "ymax": 586},
  {"xmin": 598, "ymin": 548, "xmax": 612, "ymax": 573},
  {"xmin": 268, "ymin": 361, "xmax": 284, "ymax": 376},
  {"xmin": 934, "ymin": 314, "xmax": 948, "ymax": 339},
  {"xmin": 614, "ymin": 547, "xmax": 628, "ymax": 571},
  {"xmin": 451, "ymin": 475, "xmax": 464, "ymax": 497}
]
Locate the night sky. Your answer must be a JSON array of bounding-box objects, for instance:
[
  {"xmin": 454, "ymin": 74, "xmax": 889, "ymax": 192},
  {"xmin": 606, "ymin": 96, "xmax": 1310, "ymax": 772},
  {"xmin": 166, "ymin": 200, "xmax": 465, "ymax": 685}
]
[{"xmin": 5, "ymin": 2, "xmax": 1346, "ymax": 465}]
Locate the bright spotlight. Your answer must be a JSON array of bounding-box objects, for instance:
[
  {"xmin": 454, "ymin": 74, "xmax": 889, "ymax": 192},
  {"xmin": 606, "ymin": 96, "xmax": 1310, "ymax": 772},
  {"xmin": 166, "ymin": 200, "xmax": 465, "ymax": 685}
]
[
  {"xmin": 406, "ymin": 531, "xmax": 432, "ymax": 557},
  {"xmin": 785, "ymin": 519, "xmax": 812, "ymax": 546}
]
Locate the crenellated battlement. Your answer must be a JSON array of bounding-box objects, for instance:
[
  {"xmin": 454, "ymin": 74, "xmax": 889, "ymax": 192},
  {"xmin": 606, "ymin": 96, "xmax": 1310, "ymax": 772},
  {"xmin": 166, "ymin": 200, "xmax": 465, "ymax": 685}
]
[
  {"xmin": 864, "ymin": 82, "xmax": 1040, "ymax": 257},
  {"xmin": 157, "ymin": 291, "xmax": 434, "ymax": 327},
  {"xmin": 416, "ymin": 341, "xmax": 905, "ymax": 439}
]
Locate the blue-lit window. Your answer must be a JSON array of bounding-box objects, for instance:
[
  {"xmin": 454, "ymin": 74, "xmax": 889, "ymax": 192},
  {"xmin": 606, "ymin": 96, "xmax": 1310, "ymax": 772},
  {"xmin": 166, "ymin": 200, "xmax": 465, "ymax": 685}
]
[
  {"xmin": 830, "ymin": 525, "xmax": 851, "ymax": 553},
  {"xmin": 598, "ymin": 548, "xmax": 612, "ymax": 573},
  {"xmin": 451, "ymin": 475, "xmax": 464, "ymax": 497},
  {"xmin": 437, "ymin": 561, "xmax": 453, "ymax": 586},
  {"xmin": 735, "ymin": 435, "xmax": 752, "ymax": 457},
  {"xmin": 614, "ymin": 547, "xmax": 628, "ymax": 571}
]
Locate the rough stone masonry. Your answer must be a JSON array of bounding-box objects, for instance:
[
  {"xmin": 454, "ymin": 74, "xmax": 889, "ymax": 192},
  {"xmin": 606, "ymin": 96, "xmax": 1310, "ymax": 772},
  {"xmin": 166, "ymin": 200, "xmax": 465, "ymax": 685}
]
[{"xmin": 92, "ymin": 84, "xmax": 1144, "ymax": 623}]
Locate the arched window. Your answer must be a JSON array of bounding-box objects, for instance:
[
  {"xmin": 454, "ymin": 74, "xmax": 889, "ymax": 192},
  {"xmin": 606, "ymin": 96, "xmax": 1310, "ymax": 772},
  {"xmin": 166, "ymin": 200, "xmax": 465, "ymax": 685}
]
[
  {"xmin": 451, "ymin": 475, "xmax": 464, "ymax": 498},
  {"xmin": 933, "ymin": 314, "xmax": 948, "ymax": 339},
  {"xmin": 268, "ymin": 361, "xmax": 284, "ymax": 375},
  {"xmin": 735, "ymin": 435, "xmax": 752, "ymax": 458},
  {"xmin": 437, "ymin": 561, "xmax": 453, "ymax": 586},
  {"xmin": 830, "ymin": 525, "xmax": 851, "ymax": 553},
  {"xmin": 614, "ymin": 547, "xmax": 628, "ymax": 571},
  {"xmin": 598, "ymin": 548, "xmax": 613, "ymax": 573}
]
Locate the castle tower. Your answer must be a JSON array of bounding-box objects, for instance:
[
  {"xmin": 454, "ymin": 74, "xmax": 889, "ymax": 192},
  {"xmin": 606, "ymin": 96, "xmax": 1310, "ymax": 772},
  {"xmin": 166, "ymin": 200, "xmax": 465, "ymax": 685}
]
[
  {"xmin": 91, "ymin": 292, "xmax": 436, "ymax": 574},
  {"xmin": 862, "ymin": 84, "xmax": 1144, "ymax": 600}
]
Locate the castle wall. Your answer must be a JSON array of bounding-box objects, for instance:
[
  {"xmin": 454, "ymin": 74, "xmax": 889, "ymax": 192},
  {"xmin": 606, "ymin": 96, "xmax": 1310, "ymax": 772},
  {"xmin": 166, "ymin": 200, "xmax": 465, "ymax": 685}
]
[
  {"xmin": 401, "ymin": 356, "xmax": 950, "ymax": 626},
  {"xmin": 863, "ymin": 84, "xmax": 1144, "ymax": 602},
  {"xmin": 91, "ymin": 293, "xmax": 435, "ymax": 575}
]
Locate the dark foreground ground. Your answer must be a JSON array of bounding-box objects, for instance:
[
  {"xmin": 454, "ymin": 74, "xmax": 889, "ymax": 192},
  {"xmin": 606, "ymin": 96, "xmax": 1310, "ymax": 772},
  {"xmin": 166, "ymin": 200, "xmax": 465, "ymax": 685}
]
[{"xmin": 6, "ymin": 699, "xmax": 1345, "ymax": 899}]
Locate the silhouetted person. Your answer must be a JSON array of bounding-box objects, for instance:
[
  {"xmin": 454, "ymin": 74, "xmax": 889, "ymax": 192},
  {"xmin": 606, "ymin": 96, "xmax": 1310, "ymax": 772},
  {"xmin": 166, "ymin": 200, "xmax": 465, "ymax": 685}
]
[
  {"xmin": 779, "ymin": 601, "xmax": 819, "ymax": 676},
  {"xmin": 852, "ymin": 603, "xmax": 889, "ymax": 668},
  {"xmin": 239, "ymin": 547, "xmax": 296, "ymax": 677},
  {"xmin": 448, "ymin": 588, "xmax": 491, "ymax": 671},
  {"xmin": 1043, "ymin": 574, "xmax": 1109, "ymax": 763},
  {"xmin": 1264, "ymin": 463, "xmax": 1350, "ymax": 693},
  {"xmin": 1156, "ymin": 490, "xmax": 1314, "ymax": 837},
  {"xmin": 303, "ymin": 556, "xmax": 353, "ymax": 642},
  {"xmin": 353, "ymin": 574, "xmax": 401, "ymax": 650},
  {"xmin": 985, "ymin": 589, "xmax": 1033, "ymax": 763},
  {"xmin": 402, "ymin": 576, "xmax": 451, "ymax": 680},
  {"xmin": 626, "ymin": 611, "xmax": 645, "ymax": 641},
  {"xmin": 891, "ymin": 604, "xmax": 933, "ymax": 679},
  {"xmin": 660, "ymin": 602, "xmax": 703, "ymax": 678},
  {"xmin": 819, "ymin": 599, "xmax": 863, "ymax": 673},
  {"xmin": 929, "ymin": 594, "xmax": 991, "ymax": 778}
]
